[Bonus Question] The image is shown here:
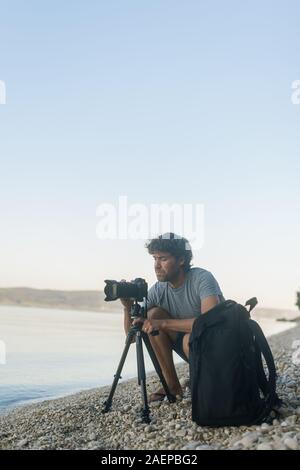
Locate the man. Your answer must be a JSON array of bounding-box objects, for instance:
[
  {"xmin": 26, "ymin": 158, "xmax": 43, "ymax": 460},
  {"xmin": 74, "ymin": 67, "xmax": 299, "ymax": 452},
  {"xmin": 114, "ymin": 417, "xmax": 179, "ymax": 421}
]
[{"xmin": 121, "ymin": 233, "xmax": 225, "ymax": 402}]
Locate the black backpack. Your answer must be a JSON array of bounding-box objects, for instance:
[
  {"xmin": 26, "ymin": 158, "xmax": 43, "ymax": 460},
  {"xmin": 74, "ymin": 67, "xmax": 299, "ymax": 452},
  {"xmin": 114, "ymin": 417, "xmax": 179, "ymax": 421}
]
[{"xmin": 189, "ymin": 298, "xmax": 281, "ymax": 427}]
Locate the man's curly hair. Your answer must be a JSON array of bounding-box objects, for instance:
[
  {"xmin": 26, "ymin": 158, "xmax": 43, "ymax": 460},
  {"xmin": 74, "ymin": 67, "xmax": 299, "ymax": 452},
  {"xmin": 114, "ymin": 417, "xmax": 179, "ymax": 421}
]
[{"xmin": 145, "ymin": 233, "xmax": 193, "ymax": 272}]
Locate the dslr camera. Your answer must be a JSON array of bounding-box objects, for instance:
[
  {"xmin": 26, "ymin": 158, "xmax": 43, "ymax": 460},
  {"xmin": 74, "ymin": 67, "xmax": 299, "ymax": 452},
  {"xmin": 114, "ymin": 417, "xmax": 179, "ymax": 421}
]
[{"xmin": 104, "ymin": 278, "xmax": 148, "ymax": 302}]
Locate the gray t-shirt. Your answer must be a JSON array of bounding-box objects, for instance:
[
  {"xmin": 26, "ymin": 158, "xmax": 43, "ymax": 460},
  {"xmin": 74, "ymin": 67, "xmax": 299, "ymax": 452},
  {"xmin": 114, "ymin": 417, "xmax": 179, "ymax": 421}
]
[{"xmin": 146, "ymin": 267, "xmax": 225, "ymax": 319}]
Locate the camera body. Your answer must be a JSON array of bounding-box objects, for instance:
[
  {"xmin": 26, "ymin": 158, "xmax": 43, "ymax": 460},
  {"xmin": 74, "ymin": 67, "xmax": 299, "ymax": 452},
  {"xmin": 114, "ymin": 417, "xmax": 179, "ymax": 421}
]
[{"xmin": 104, "ymin": 278, "xmax": 148, "ymax": 302}]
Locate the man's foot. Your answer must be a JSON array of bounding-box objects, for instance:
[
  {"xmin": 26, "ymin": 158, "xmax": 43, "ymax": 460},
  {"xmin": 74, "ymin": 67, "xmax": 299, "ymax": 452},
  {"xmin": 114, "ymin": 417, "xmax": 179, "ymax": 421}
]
[
  {"xmin": 149, "ymin": 390, "xmax": 167, "ymax": 402},
  {"xmin": 149, "ymin": 387, "xmax": 182, "ymax": 403}
]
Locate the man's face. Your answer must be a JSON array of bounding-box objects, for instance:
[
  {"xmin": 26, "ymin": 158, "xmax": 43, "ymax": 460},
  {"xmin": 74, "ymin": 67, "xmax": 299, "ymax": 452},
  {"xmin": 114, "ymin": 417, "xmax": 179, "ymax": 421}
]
[{"xmin": 152, "ymin": 251, "xmax": 184, "ymax": 282}]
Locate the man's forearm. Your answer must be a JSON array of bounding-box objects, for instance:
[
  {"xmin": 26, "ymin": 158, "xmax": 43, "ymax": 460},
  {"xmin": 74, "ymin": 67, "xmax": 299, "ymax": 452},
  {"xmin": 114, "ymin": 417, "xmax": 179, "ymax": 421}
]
[
  {"xmin": 124, "ymin": 308, "xmax": 132, "ymax": 335},
  {"xmin": 161, "ymin": 318, "xmax": 196, "ymax": 334}
]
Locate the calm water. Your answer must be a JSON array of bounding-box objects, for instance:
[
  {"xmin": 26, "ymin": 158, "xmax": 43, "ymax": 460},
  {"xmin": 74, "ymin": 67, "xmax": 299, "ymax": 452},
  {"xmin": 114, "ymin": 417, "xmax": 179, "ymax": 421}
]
[
  {"xmin": 0, "ymin": 306, "xmax": 295, "ymax": 414},
  {"xmin": 0, "ymin": 306, "xmax": 185, "ymax": 414}
]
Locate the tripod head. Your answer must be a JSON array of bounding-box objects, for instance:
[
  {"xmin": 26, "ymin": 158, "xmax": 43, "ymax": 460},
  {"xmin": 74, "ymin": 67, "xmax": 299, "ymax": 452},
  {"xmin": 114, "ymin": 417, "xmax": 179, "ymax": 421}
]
[{"xmin": 130, "ymin": 298, "xmax": 147, "ymax": 320}]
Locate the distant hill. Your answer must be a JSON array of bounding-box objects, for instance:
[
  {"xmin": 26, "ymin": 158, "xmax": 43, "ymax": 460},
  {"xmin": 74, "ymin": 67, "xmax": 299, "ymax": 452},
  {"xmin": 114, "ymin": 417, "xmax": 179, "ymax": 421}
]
[
  {"xmin": 1, "ymin": 287, "xmax": 299, "ymax": 319},
  {"xmin": 0, "ymin": 287, "xmax": 122, "ymax": 313},
  {"xmin": 253, "ymin": 307, "xmax": 300, "ymax": 321}
]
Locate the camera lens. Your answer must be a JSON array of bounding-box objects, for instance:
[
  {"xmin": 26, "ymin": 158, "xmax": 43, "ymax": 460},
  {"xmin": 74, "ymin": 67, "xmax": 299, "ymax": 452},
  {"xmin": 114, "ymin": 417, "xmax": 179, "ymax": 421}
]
[{"xmin": 104, "ymin": 279, "xmax": 147, "ymax": 302}]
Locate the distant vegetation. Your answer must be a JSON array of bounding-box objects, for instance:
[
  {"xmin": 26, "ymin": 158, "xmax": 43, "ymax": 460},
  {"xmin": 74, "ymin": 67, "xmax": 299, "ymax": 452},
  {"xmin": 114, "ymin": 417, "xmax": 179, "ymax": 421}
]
[
  {"xmin": 296, "ymin": 290, "xmax": 300, "ymax": 311},
  {"xmin": 0, "ymin": 287, "xmax": 121, "ymax": 313}
]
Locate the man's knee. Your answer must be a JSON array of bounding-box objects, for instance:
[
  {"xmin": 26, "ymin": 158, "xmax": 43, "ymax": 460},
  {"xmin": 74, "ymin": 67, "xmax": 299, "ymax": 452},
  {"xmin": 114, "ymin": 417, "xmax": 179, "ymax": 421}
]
[{"xmin": 147, "ymin": 306, "xmax": 171, "ymax": 320}]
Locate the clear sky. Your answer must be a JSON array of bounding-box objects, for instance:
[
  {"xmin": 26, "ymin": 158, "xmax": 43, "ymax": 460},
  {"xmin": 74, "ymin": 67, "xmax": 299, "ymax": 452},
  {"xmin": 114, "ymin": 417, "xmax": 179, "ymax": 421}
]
[{"xmin": 0, "ymin": 1, "xmax": 299, "ymax": 309}]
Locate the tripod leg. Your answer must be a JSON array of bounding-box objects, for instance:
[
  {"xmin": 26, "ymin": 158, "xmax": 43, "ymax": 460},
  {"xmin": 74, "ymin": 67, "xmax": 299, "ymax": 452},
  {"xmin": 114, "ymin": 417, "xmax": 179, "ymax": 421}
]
[
  {"xmin": 102, "ymin": 328, "xmax": 135, "ymax": 413},
  {"xmin": 135, "ymin": 331, "xmax": 151, "ymax": 423},
  {"xmin": 142, "ymin": 332, "xmax": 176, "ymax": 403}
]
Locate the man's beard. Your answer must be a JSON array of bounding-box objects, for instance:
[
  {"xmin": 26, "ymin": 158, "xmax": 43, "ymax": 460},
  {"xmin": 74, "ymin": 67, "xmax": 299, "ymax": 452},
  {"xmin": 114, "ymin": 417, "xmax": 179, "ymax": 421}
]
[{"xmin": 156, "ymin": 272, "xmax": 174, "ymax": 282}]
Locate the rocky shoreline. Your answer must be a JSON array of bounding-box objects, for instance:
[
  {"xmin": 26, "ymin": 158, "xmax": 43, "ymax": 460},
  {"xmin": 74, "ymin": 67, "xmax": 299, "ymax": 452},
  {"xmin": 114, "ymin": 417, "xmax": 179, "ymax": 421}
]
[{"xmin": 1, "ymin": 324, "xmax": 300, "ymax": 450}]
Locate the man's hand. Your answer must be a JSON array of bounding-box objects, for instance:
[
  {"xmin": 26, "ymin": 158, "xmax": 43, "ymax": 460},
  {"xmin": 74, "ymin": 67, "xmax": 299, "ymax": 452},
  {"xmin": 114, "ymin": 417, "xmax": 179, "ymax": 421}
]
[{"xmin": 132, "ymin": 318, "xmax": 164, "ymax": 335}]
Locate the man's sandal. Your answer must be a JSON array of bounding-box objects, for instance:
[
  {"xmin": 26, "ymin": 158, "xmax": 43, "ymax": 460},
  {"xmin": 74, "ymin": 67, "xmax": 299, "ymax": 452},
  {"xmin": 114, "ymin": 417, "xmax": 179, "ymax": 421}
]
[{"xmin": 148, "ymin": 391, "xmax": 167, "ymax": 403}]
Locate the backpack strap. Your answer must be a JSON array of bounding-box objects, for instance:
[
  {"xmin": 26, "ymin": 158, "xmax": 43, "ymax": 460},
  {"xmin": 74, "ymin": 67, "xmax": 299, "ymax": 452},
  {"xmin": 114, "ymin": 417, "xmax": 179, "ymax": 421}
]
[
  {"xmin": 254, "ymin": 339, "xmax": 270, "ymax": 397},
  {"xmin": 248, "ymin": 319, "xmax": 280, "ymax": 407},
  {"xmin": 245, "ymin": 297, "xmax": 258, "ymax": 313}
]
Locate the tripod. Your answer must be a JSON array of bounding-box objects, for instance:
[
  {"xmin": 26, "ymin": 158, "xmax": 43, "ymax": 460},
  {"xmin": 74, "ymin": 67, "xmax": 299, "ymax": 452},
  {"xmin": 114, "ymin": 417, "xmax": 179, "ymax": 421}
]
[{"xmin": 102, "ymin": 299, "xmax": 176, "ymax": 423}]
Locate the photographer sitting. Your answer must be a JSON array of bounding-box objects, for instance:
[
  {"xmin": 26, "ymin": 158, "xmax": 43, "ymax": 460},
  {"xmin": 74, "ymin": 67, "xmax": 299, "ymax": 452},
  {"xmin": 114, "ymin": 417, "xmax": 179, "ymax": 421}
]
[{"xmin": 121, "ymin": 233, "xmax": 225, "ymax": 403}]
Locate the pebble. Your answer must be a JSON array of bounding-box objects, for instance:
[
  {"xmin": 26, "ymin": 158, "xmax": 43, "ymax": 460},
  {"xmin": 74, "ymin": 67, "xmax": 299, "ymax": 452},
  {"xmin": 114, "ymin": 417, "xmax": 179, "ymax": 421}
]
[
  {"xmin": 257, "ymin": 443, "xmax": 273, "ymax": 450},
  {"xmin": 181, "ymin": 441, "xmax": 200, "ymax": 450},
  {"xmin": 240, "ymin": 432, "xmax": 259, "ymax": 448},
  {"xmin": 284, "ymin": 437, "xmax": 298, "ymax": 450},
  {"xmin": 144, "ymin": 425, "xmax": 156, "ymax": 433},
  {"xmin": 176, "ymin": 430, "xmax": 187, "ymax": 437},
  {"xmin": 17, "ymin": 439, "xmax": 28, "ymax": 448}
]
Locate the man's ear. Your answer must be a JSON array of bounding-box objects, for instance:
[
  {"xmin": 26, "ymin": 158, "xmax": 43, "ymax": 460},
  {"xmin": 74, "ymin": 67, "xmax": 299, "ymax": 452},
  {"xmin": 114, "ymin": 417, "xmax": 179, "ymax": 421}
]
[{"xmin": 179, "ymin": 256, "xmax": 185, "ymax": 268}]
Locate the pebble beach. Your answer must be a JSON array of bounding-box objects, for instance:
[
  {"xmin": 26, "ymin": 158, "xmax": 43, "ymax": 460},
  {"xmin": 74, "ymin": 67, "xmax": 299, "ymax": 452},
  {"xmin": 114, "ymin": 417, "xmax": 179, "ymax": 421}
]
[{"xmin": 1, "ymin": 323, "xmax": 300, "ymax": 451}]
